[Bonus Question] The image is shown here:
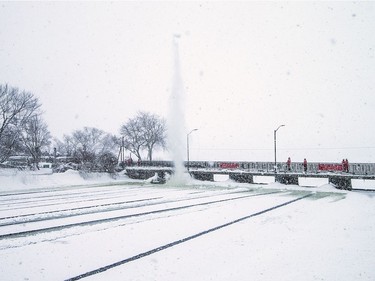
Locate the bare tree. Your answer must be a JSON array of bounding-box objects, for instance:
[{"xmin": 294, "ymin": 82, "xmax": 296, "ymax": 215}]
[
  {"xmin": 120, "ymin": 111, "xmax": 166, "ymax": 161},
  {"xmin": 20, "ymin": 115, "xmax": 51, "ymax": 169},
  {"xmin": 0, "ymin": 84, "xmax": 41, "ymax": 162},
  {"xmin": 62, "ymin": 135, "xmax": 75, "ymax": 157},
  {"xmin": 52, "ymin": 137, "xmax": 67, "ymax": 157},
  {"xmin": 0, "ymin": 127, "xmax": 23, "ymax": 163},
  {"xmin": 120, "ymin": 116, "xmax": 146, "ymax": 161},
  {"xmin": 139, "ymin": 112, "xmax": 166, "ymax": 161},
  {"xmin": 64, "ymin": 127, "xmax": 117, "ymax": 171}
]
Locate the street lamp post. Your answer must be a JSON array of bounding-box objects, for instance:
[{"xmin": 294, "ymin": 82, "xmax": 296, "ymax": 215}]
[
  {"xmin": 274, "ymin": 125, "xmax": 285, "ymax": 173},
  {"xmin": 187, "ymin": 129, "xmax": 198, "ymax": 172}
]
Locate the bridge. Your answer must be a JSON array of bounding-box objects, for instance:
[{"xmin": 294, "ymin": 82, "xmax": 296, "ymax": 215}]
[{"xmin": 125, "ymin": 161, "xmax": 375, "ymax": 190}]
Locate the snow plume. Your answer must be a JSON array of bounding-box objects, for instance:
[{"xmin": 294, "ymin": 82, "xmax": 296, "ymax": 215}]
[{"xmin": 167, "ymin": 35, "xmax": 188, "ymax": 185}]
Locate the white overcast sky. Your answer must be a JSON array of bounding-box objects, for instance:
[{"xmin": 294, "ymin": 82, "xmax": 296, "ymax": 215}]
[{"xmin": 1, "ymin": 1, "xmax": 375, "ymax": 163}]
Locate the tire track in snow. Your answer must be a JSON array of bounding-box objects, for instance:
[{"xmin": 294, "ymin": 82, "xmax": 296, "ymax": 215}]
[
  {"xmin": 66, "ymin": 192, "xmax": 314, "ymax": 281},
  {"xmin": 0, "ymin": 188, "xmax": 141, "ymax": 207},
  {"xmin": 0, "ymin": 182, "xmax": 143, "ymax": 198},
  {"xmin": 0, "ymin": 191, "xmax": 281, "ymax": 239},
  {"xmin": 0, "ymin": 189, "xmax": 258, "ymax": 224},
  {"xmin": 0, "ymin": 197, "xmax": 163, "ymax": 226}
]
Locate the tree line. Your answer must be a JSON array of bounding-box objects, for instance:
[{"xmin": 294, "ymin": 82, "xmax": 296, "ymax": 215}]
[{"xmin": 0, "ymin": 84, "xmax": 167, "ymax": 172}]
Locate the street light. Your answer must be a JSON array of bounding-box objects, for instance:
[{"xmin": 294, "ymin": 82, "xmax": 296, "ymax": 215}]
[
  {"xmin": 187, "ymin": 129, "xmax": 198, "ymax": 172},
  {"xmin": 274, "ymin": 124, "xmax": 285, "ymax": 173}
]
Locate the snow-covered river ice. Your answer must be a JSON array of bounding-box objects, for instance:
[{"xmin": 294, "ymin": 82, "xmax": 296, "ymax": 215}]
[{"xmin": 1, "ymin": 171, "xmax": 374, "ymax": 281}]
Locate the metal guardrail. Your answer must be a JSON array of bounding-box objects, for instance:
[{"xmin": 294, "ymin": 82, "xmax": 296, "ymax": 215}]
[{"xmin": 134, "ymin": 160, "xmax": 375, "ymax": 175}]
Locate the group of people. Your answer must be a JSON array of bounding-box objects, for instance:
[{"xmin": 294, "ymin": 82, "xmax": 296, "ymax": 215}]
[
  {"xmin": 286, "ymin": 157, "xmax": 350, "ymax": 173},
  {"xmin": 342, "ymin": 159, "xmax": 350, "ymax": 173},
  {"xmin": 286, "ymin": 157, "xmax": 308, "ymax": 172}
]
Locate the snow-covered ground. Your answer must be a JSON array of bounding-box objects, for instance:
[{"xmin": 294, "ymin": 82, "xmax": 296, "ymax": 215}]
[{"xmin": 0, "ymin": 169, "xmax": 374, "ymax": 281}]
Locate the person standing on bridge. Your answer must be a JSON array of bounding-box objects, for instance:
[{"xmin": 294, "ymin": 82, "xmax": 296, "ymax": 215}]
[
  {"xmin": 342, "ymin": 159, "xmax": 349, "ymax": 173},
  {"xmin": 287, "ymin": 157, "xmax": 291, "ymax": 171},
  {"xmin": 303, "ymin": 158, "xmax": 307, "ymax": 173}
]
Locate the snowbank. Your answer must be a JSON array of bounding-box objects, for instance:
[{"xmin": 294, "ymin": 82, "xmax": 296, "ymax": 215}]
[
  {"xmin": 0, "ymin": 169, "xmax": 137, "ymax": 192},
  {"xmin": 0, "ymin": 168, "xmax": 360, "ymax": 194},
  {"xmin": 1, "ymin": 168, "xmax": 345, "ymax": 194}
]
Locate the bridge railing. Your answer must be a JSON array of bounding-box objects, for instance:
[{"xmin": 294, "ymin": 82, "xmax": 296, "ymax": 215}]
[{"xmin": 130, "ymin": 160, "xmax": 375, "ymax": 175}]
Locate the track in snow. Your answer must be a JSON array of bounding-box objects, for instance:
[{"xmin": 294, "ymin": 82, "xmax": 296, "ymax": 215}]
[
  {"xmin": 0, "ymin": 190, "xmax": 281, "ymax": 239},
  {"xmin": 66, "ymin": 192, "xmax": 314, "ymax": 281},
  {"xmin": 0, "ymin": 188, "xmax": 263, "ymax": 226}
]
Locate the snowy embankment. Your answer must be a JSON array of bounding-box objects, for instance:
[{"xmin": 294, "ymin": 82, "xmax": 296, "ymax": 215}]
[
  {"xmin": 1, "ymin": 168, "xmax": 374, "ymax": 193},
  {"xmin": 0, "ymin": 169, "xmax": 138, "ymax": 193}
]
